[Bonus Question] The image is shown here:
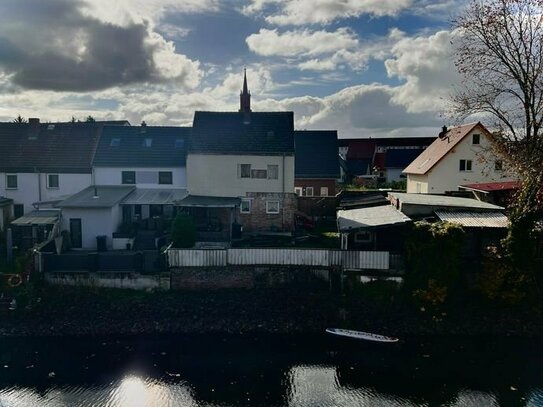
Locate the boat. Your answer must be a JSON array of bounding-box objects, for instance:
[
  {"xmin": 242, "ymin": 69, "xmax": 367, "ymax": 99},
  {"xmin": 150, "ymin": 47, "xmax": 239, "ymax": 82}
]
[{"xmin": 325, "ymin": 328, "xmax": 399, "ymax": 343}]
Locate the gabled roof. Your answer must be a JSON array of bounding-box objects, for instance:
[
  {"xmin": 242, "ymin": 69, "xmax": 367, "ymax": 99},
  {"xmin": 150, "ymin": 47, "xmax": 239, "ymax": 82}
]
[
  {"xmin": 295, "ymin": 130, "xmax": 340, "ymax": 179},
  {"xmin": 388, "ymin": 192, "xmax": 504, "ymax": 210},
  {"xmin": 347, "ymin": 159, "xmax": 371, "ymax": 176},
  {"xmin": 93, "ymin": 126, "xmax": 190, "ymax": 167},
  {"xmin": 403, "ymin": 122, "xmax": 485, "ymax": 175},
  {"xmin": 191, "ymin": 111, "xmax": 294, "ymax": 155},
  {"xmin": 337, "ymin": 205, "xmax": 411, "ymax": 232},
  {"xmin": 385, "ymin": 148, "xmax": 426, "ymax": 169},
  {"xmin": 0, "ymin": 122, "xmax": 102, "ymax": 173},
  {"xmin": 56, "ymin": 186, "xmax": 135, "ymax": 208},
  {"xmin": 346, "ymin": 140, "xmax": 376, "ymax": 160}
]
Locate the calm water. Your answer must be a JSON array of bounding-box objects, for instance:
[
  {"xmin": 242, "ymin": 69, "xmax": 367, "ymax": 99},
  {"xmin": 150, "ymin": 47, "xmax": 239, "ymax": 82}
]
[{"xmin": 0, "ymin": 334, "xmax": 541, "ymax": 407}]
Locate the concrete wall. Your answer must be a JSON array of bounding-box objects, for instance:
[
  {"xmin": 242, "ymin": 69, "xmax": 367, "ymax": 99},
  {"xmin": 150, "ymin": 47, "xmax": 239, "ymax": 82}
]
[
  {"xmin": 407, "ymin": 129, "xmax": 516, "ymax": 194},
  {"xmin": 94, "ymin": 167, "xmax": 187, "ymax": 188},
  {"xmin": 45, "ymin": 271, "xmax": 170, "ymax": 290},
  {"xmin": 61, "ymin": 207, "xmax": 118, "ymax": 250},
  {"xmin": 187, "ymin": 154, "xmax": 295, "ymax": 197},
  {"xmin": 406, "ymin": 173, "xmax": 429, "ymax": 194},
  {"xmin": 0, "ymin": 172, "xmax": 91, "ymax": 214}
]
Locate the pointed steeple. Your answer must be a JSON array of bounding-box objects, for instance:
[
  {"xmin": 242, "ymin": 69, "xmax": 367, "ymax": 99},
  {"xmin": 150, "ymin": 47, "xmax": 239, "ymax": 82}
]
[{"xmin": 239, "ymin": 68, "xmax": 251, "ymax": 113}]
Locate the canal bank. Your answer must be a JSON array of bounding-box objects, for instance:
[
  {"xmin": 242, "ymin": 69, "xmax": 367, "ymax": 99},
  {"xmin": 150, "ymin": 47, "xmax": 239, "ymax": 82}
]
[{"xmin": 1, "ymin": 283, "xmax": 543, "ymax": 338}]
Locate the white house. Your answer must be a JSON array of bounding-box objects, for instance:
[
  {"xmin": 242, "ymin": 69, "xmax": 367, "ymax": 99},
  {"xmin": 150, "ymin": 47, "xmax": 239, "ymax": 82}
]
[
  {"xmin": 403, "ymin": 122, "xmax": 517, "ymax": 194},
  {"xmin": 0, "ymin": 120, "xmax": 102, "ymax": 218}
]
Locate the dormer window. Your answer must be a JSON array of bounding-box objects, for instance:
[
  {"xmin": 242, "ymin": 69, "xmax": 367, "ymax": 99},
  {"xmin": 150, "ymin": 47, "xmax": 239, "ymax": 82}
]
[
  {"xmin": 143, "ymin": 138, "xmax": 152, "ymax": 147},
  {"xmin": 174, "ymin": 139, "xmax": 184, "ymax": 149},
  {"xmin": 110, "ymin": 138, "xmax": 120, "ymax": 147},
  {"xmin": 472, "ymin": 133, "xmax": 481, "ymax": 145}
]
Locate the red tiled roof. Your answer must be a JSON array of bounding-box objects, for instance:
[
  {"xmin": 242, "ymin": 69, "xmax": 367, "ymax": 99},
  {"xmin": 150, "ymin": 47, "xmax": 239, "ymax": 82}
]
[
  {"xmin": 403, "ymin": 122, "xmax": 484, "ymax": 175},
  {"xmin": 346, "ymin": 140, "xmax": 376, "ymax": 159},
  {"xmin": 373, "ymin": 152, "xmax": 386, "ymax": 170},
  {"xmin": 460, "ymin": 181, "xmax": 521, "ymax": 193}
]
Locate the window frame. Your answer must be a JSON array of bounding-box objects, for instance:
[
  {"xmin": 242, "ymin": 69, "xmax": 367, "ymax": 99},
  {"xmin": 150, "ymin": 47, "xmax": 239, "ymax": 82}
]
[
  {"xmin": 240, "ymin": 199, "xmax": 251, "ymax": 214},
  {"xmin": 158, "ymin": 171, "xmax": 173, "ymax": 185},
  {"xmin": 121, "ymin": 171, "xmax": 136, "ymax": 184},
  {"xmin": 495, "ymin": 160, "xmax": 503, "ymax": 171},
  {"xmin": 6, "ymin": 174, "xmax": 17, "ymax": 189},
  {"xmin": 305, "ymin": 186, "xmax": 314, "ymax": 197},
  {"xmin": 459, "ymin": 159, "xmax": 472, "ymax": 172},
  {"xmin": 110, "ymin": 138, "xmax": 121, "ymax": 147},
  {"xmin": 47, "ymin": 174, "xmax": 59, "ymax": 189},
  {"xmin": 472, "ymin": 133, "xmax": 481, "ymax": 145},
  {"xmin": 267, "ymin": 165, "xmax": 279, "ymax": 180},
  {"xmin": 320, "ymin": 186, "xmax": 329, "ymax": 196},
  {"xmin": 294, "ymin": 187, "xmax": 303, "ymax": 196},
  {"xmin": 239, "ymin": 164, "xmax": 251, "ymax": 178},
  {"xmin": 142, "ymin": 138, "xmax": 153, "ymax": 147},
  {"xmin": 266, "ymin": 200, "xmax": 280, "ymax": 214}
]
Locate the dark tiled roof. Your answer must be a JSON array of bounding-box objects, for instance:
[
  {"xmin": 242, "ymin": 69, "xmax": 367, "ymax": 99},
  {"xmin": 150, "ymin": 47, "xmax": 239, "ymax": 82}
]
[
  {"xmin": 347, "ymin": 159, "xmax": 371, "ymax": 176},
  {"xmin": 93, "ymin": 126, "xmax": 190, "ymax": 167},
  {"xmin": 384, "ymin": 148, "xmax": 426, "ymax": 168},
  {"xmin": 294, "ymin": 130, "xmax": 340, "ymax": 179},
  {"xmin": 191, "ymin": 111, "xmax": 294, "ymax": 155},
  {"xmin": 0, "ymin": 122, "xmax": 102, "ymax": 173}
]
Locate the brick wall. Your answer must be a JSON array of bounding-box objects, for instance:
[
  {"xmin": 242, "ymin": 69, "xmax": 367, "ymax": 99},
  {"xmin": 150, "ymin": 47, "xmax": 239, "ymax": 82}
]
[
  {"xmin": 239, "ymin": 192, "xmax": 297, "ymax": 233},
  {"xmin": 295, "ymin": 178, "xmax": 336, "ymax": 196}
]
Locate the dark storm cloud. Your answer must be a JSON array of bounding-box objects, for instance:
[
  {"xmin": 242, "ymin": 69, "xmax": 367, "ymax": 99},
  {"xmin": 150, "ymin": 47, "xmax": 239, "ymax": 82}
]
[{"xmin": 0, "ymin": 0, "xmax": 164, "ymax": 91}]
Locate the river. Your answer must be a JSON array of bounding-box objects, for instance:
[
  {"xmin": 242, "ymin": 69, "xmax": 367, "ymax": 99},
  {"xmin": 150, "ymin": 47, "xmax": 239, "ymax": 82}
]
[{"xmin": 0, "ymin": 334, "xmax": 541, "ymax": 406}]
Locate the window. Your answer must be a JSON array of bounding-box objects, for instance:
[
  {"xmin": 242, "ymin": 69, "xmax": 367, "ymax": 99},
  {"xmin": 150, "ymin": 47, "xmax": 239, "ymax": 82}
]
[
  {"xmin": 158, "ymin": 171, "xmax": 173, "ymax": 185},
  {"xmin": 122, "ymin": 171, "xmax": 136, "ymax": 184},
  {"xmin": 266, "ymin": 200, "xmax": 280, "ymax": 214},
  {"xmin": 13, "ymin": 204, "xmax": 24, "ymax": 219},
  {"xmin": 239, "ymin": 164, "xmax": 251, "ymax": 178},
  {"xmin": 305, "ymin": 187, "xmax": 314, "ymax": 197},
  {"xmin": 110, "ymin": 138, "xmax": 121, "ymax": 147},
  {"xmin": 240, "ymin": 199, "xmax": 251, "ymax": 214},
  {"xmin": 320, "ymin": 187, "xmax": 329, "ymax": 196},
  {"xmin": 495, "ymin": 160, "xmax": 503, "ymax": 171},
  {"xmin": 251, "ymin": 169, "xmax": 267, "ymax": 179},
  {"xmin": 142, "ymin": 138, "xmax": 152, "ymax": 147},
  {"xmin": 267, "ymin": 165, "xmax": 279, "ymax": 180},
  {"xmin": 459, "ymin": 159, "xmax": 472, "ymax": 172},
  {"xmin": 472, "ymin": 133, "xmax": 481, "ymax": 145},
  {"xmin": 294, "ymin": 187, "xmax": 303, "ymax": 196},
  {"xmin": 47, "ymin": 174, "xmax": 59, "ymax": 189},
  {"xmin": 6, "ymin": 174, "xmax": 17, "ymax": 189},
  {"xmin": 174, "ymin": 139, "xmax": 184, "ymax": 149},
  {"xmin": 354, "ymin": 231, "xmax": 372, "ymax": 243}
]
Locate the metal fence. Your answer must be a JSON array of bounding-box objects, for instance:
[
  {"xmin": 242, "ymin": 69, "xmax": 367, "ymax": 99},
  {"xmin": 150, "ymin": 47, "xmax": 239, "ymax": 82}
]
[{"xmin": 168, "ymin": 248, "xmax": 392, "ymax": 270}]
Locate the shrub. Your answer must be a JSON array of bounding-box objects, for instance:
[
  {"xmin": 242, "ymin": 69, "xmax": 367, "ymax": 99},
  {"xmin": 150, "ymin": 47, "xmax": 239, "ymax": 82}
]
[{"xmin": 171, "ymin": 214, "xmax": 196, "ymax": 248}]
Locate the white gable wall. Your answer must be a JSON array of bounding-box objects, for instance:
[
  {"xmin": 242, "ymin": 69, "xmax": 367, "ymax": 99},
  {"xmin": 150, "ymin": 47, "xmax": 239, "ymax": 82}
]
[{"xmin": 406, "ymin": 129, "xmax": 515, "ymax": 194}]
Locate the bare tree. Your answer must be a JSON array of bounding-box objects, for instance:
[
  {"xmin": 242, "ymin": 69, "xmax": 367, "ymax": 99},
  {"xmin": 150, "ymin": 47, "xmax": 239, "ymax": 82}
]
[
  {"xmin": 12, "ymin": 115, "xmax": 27, "ymax": 123},
  {"xmin": 452, "ymin": 0, "xmax": 543, "ymax": 296}
]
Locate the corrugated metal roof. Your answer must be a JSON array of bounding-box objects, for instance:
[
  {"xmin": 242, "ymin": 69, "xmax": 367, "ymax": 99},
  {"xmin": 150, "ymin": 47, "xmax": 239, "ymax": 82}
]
[
  {"xmin": 435, "ymin": 209, "xmax": 509, "ymax": 228},
  {"xmin": 176, "ymin": 195, "xmax": 241, "ymax": 208},
  {"xmin": 389, "ymin": 192, "xmax": 504, "ymax": 210},
  {"xmin": 11, "ymin": 210, "xmax": 59, "ymax": 225},
  {"xmin": 56, "ymin": 186, "xmax": 135, "ymax": 208},
  {"xmin": 337, "ymin": 205, "xmax": 411, "ymax": 232},
  {"xmin": 122, "ymin": 189, "xmax": 188, "ymax": 205},
  {"xmin": 459, "ymin": 181, "xmax": 520, "ymax": 193}
]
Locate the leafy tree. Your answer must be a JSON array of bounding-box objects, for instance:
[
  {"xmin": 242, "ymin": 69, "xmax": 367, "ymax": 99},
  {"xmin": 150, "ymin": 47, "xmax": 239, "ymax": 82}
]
[
  {"xmin": 85, "ymin": 115, "xmax": 96, "ymax": 123},
  {"xmin": 13, "ymin": 115, "xmax": 27, "ymax": 123},
  {"xmin": 452, "ymin": 0, "xmax": 543, "ymax": 296},
  {"xmin": 171, "ymin": 214, "xmax": 196, "ymax": 248}
]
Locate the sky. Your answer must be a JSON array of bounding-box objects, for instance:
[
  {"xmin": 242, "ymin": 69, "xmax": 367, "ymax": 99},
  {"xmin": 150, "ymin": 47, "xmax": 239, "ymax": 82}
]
[{"xmin": 0, "ymin": 0, "xmax": 469, "ymax": 138}]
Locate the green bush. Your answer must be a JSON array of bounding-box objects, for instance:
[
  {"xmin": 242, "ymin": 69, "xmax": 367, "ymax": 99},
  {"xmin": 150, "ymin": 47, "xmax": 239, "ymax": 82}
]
[{"xmin": 171, "ymin": 214, "xmax": 196, "ymax": 248}]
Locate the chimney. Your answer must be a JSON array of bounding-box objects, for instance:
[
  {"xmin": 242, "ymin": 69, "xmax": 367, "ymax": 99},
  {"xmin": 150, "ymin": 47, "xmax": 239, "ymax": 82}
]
[
  {"xmin": 28, "ymin": 118, "xmax": 40, "ymax": 140},
  {"xmin": 438, "ymin": 125, "xmax": 448, "ymax": 139}
]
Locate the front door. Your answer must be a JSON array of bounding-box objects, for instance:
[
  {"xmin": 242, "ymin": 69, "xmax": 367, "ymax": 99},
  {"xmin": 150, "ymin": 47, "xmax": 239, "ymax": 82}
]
[{"xmin": 69, "ymin": 218, "xmax": 82, "ymax": 248}]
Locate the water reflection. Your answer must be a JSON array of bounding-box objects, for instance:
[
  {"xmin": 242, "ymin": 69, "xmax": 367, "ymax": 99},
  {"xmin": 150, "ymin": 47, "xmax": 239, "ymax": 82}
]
[{"xmin": 0, "ymin": 335, "xmax": 541, "ymax": 407}]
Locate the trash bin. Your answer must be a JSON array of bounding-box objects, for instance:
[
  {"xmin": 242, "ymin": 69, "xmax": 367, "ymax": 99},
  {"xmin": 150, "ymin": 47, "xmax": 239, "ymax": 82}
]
[{"xmin": 96, "ymin": 235, "xmax": 107, "ymax": 252}]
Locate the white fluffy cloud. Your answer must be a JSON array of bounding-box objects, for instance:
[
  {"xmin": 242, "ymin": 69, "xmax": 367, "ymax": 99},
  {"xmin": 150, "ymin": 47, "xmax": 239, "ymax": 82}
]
[
  {"xmin": 243, "ymin": 0, "xmax": 412, "ymax": 25},
  {"xmin": 385, "ymin": 30, "xmax": 459, "ymax": 113}
]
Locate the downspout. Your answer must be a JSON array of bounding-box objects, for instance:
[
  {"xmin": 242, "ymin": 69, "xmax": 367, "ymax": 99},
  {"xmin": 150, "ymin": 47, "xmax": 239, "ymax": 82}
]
[
  {"xmin": 36, "ymin": 167, "xmax": 42, "ymax": 208},
  {"xmin": 282, "ymin": 153, "xmax": 285, "ymax": 230}
]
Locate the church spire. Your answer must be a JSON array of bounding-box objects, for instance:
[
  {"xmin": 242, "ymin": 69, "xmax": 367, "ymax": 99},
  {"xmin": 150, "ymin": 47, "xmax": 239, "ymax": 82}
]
[{"xmin": 239, "ymin": 68, "xmax": 251, "ymax": 113}]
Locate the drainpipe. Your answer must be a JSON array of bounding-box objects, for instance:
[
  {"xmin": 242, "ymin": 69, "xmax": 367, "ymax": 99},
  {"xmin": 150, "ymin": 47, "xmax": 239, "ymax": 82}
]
[
  {"xmin": 36, "ymin": 167, "xmax": 42, "ymax": 207},
  {"xmin": 282, "ymin": 153, "xmax": 286, "ymax": 230}
]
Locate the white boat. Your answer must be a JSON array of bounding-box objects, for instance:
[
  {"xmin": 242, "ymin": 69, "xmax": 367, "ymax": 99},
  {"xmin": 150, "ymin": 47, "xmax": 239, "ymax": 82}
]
[{"xmin": 325, "ymin": 328, "xmax": 399, "ymax": 343}]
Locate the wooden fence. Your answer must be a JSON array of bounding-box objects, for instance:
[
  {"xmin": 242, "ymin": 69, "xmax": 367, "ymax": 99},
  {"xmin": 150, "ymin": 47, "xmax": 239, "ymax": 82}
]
[{"xmin": 168, "ymin": 248, "xmax": 393, "ymax": 271}]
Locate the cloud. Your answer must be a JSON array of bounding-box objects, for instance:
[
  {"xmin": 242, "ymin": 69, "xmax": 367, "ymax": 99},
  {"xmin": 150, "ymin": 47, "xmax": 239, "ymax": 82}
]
[
  {"xmin": 385, "ymin": 29, "xmax": 459, "ymax": 113},
  {"xmin": 243, "ymin": 0, "xmax": 412, "ymax": 25},
  {"xmin": 0, "ymin": 0, "xmax": 202, "ymax": 91}
]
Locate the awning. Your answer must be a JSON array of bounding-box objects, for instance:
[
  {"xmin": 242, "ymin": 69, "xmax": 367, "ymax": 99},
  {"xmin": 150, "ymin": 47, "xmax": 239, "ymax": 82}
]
[
  {"xmin": 175, "ymin": 195, "xmax": 240, "ymax": 208},
  {"xmin": 337, "ymin": 205, "xmax": 411, "ymax": 232},
  {"xmin": 122, "ymin": 189, "xmax": 188, "ymax": 205},
  {"xmin": 11, "ymin": 210, "xmax": 60, "ymax": 226},
  {"xmin": 435, "ymin": 209, "xmax": 509, "ymax": 228}
]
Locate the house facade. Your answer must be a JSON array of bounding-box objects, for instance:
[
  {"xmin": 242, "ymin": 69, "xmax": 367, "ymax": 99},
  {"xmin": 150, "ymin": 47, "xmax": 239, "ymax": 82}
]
[
  {"xmin": 403, "ymin": 123, "xmax": 516, "ymax": 194},
  {"xmin": 0, "ymin": 120, "xmax": 102, "ymax": 217},
  {"xmin": 294, "ymin": 130, "xmax": 340, "ymax": 197},
  {"xmin": 180, "ymin": 72, "xmax": 297, "ymax": 239}
]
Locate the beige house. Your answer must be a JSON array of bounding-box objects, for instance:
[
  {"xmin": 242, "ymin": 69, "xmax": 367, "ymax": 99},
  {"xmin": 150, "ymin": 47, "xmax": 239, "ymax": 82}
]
[{"xmin": 403, "ymin": 122, "xmax": 516, "ymax": 194}]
